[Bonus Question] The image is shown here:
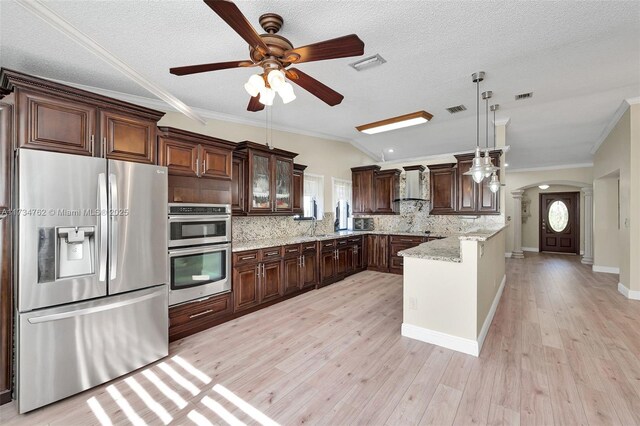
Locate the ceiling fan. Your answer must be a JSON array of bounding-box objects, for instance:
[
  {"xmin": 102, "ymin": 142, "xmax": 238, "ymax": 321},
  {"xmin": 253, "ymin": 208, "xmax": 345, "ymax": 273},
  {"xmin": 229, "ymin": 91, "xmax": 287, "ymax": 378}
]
[{"xmin": 170, "ymin": 0, "xmax": 365, "ymax": 112}]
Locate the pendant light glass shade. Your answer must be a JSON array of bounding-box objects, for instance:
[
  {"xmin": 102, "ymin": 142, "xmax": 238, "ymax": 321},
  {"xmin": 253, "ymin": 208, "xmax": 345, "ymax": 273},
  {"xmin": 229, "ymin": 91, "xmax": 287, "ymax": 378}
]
[
  {"xmin": 463, "ymin": 146, "xmax": 487, "ymax": 184},
  {"xmin": 244, "ymin": 74, "xmax": 265, "ymax": 97},
  {"xmin": 482, "ymin": 150, "xmax": 499, "ymax": 177},
  {"xmin": 258, "ymin": 87, "xmax": 275, "ymax": 106},
  {"xmin": 488, "ymin": 172, "xmax": 500, "ymax": 193}
]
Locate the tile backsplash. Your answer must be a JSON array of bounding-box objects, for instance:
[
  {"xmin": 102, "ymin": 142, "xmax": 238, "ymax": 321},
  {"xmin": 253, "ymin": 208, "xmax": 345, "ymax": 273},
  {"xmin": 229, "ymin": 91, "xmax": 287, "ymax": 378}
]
[
  {"xmin": 233, "ymin": 170, "xmax": 505, "ymax": 242},
  {"xmin": 232, "ymin": 213, "xmax": 336, "ymax": 242}
]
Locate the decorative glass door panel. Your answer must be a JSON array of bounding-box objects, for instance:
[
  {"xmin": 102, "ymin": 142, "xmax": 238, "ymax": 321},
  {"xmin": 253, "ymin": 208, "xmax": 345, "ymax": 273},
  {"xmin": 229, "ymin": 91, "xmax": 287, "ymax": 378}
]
[
  {"xmin": 275, "ymin": 158, "xmax": 292, "ymax": 211},
  {"xmin": 251, "ymin": 152, "xmax": 272, "ymax": 211}
]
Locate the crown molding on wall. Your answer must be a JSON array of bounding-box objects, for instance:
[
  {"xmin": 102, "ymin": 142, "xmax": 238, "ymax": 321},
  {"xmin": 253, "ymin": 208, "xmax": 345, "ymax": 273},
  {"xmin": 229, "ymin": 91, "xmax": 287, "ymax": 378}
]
[
  {"xmin": 590, "ymin": 97, "xmax": 640, "ymax": 154},
  {"xmin": 375, "ymin": 145, "xmax": 511, "ymax": 168},
  {"xmin": 51, "ymin": 79, "xmax": 381, "ymax": 162},
  {"xmin": 494, "ymin": 118, "xmax": 511, "ymax": 127},
  {"xmin": 507, "ymin": 162, "xmax": 593, "ymax": 173},
  {"xmin": 15, "ymin": 0, "xmax": 206, "ymax": 124}
]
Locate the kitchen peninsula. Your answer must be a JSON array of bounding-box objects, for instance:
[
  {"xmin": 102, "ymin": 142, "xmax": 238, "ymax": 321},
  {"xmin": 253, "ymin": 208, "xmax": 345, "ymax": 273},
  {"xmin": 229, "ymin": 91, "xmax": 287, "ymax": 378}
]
[{"xmin": 399, "ymin": 226, "xmax": 507, "ymax": 356}]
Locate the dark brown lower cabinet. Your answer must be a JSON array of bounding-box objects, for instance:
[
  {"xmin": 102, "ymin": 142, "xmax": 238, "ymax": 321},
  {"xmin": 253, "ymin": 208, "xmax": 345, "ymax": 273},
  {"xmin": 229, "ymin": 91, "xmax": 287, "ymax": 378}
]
[
  {"xmin": 169, "ymin": 293, "xmax": 233, "ymax": 341},
  {"xmin": 389, "ymin": 235, "xmax": 427, "ymax": 275},
  {"xmin": 0, "ymin": 213, "xmax": 11, "ymax": 405},
  {"xmin": 283, "ymin": 256, "xmax": 301, "ymax": 295},
  {"xmin": 320, "ymin": 249, "xmax": 337, "ymax": 287},
  {"xmin": 233, "ymin": 263, "xmax": 261, "ymax": 311},
  {"xmin": 302, "ymin": 249, "xmax": 318, "ymax": 288},
  {"xmin": 366, "ymin": 234, "xmax": 389, "ymax": 272},
  {"xmin": 261, "ymin": 260, "xmax": 283, "ymax": 302}
]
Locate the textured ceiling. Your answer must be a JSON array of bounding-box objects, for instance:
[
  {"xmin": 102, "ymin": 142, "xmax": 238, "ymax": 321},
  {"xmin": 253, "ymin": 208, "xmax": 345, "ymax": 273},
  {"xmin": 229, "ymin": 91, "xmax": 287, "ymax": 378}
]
[{"xmin": 2, "ymin": 0, "xmax": 639, "ymax": 168}]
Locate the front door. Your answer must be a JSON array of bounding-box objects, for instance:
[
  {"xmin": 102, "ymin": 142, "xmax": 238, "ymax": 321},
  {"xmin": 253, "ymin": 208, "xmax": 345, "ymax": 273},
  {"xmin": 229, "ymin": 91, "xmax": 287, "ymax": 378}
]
[{"xmin": 539, "ymin": 192, "xmax": 579, "ymax": 254}]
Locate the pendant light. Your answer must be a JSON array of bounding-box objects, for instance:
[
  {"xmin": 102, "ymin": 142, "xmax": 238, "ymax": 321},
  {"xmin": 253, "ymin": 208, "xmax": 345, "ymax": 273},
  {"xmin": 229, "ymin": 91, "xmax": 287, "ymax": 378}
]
[
  {"xmin": 488, "ymin": 104, "xmax": 501, "ymax": 193},
  {"xmin": 463, "ymin": 71, "xmax": 487, "ymax": 184},
  {"xmin": 481, "ymin": 91, "xmax": 499, "ymax": 178}
]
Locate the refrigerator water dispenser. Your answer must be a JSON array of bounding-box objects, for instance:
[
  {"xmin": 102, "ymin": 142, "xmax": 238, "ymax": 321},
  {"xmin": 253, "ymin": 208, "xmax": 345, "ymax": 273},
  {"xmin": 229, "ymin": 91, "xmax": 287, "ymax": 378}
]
[{"xmin": 57, "ymin": 226, "xmax": 95, "ymax": 279}]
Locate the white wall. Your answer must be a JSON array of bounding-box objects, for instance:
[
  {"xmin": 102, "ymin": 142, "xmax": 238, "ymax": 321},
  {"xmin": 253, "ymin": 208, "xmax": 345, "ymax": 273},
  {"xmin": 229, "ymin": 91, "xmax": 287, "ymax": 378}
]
[
  {"xmin": 593, "ymin": 105, "xmax": 640, "ymax": 292},
  {"xmin": 593, "ymin": 175, "xmax": 621, "ymax": 269}
]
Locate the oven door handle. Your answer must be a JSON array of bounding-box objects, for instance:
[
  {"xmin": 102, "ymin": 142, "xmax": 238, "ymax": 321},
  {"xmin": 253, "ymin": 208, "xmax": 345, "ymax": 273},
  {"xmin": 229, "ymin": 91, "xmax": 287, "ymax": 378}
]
[
  {"xmin": 169, "ymin": 244, "xmax": 231, "ymax": 257},
  {"xmin": 168, "ymin": 215, "xmax": 231, "ymax": 222}
]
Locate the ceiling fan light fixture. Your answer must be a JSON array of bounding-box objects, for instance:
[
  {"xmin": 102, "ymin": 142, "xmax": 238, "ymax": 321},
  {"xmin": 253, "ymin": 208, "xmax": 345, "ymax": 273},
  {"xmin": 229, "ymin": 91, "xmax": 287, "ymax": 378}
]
[
  {"xmin": 279, "ymin": 83, "xmax": 296, "ymax": 104},
  {"xmin": 267, "ymin": 69, "xmax": 286, "ymax": 92},
  {"xmin": 258, "ymin": 87, "xmax": 275, "ymax": 106},
  {"xmin": 356, "ymin": 111, "xmax": 433, "ymax": 135},
  {"xmin": 244, "ymin": 74, "xmax": 265, "ymax": 97}
]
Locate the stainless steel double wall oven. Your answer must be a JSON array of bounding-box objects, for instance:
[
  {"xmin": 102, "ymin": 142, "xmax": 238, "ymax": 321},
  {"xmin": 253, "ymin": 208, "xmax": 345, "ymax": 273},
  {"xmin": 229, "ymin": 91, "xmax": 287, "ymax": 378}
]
[{"xmin": 168, "ymin": 204, "xmax": 232, "ymax": 306}]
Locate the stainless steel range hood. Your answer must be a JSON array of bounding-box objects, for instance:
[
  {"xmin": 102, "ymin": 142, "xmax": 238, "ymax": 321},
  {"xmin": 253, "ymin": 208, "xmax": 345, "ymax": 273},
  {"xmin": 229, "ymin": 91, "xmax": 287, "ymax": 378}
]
[{"xmin": 394, "ymin": 165, "xmax": 426, "ymax": 202}]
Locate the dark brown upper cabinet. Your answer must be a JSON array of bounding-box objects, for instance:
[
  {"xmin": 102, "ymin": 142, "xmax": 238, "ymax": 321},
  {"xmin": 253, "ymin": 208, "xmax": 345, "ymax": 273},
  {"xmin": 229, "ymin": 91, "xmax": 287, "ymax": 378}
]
[
  {"xmin": 429, "ymin": 150, "xmax": 501, "ymax": 215},
  {"xmin": 351, "ymin": 165, "xmax": 401, "ymax": 215},
  {"xmin": 0, "ymin": 69, "xmax": 164, "ymax": 164},
  {"xmin": 374, "ymin": 169, "xmax": 401, "ymax": 214},
  {"xmin": 231, "ymin": 152, "xmax": 246, "ymax": 215},
  {"xmin": 158, "ymin": 127, "xmax": 234, "ymax": 180},
  {"xmin": 293, "ymin": 163, "xmax": 307, "ymax": 215},
  {"xmin": 429, "ymin": 163, "xmax": 457, "ymax": 214},
  {"xmin": 233, "ymin": 141, "xmax": 298, "ymax": 216},
  {"xmin": 453, "ymin": 151, "xmax": 501, "ymax": 215}
]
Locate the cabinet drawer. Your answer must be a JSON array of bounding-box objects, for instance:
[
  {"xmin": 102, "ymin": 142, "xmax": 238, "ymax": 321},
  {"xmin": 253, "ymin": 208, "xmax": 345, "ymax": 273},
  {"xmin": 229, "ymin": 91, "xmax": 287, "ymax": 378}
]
[
  {"xmin": 283, "ymin": 244, "xmax": 301, "ymax": 257},
  {"xmin": 389, "ymin": 235, "xmax": 426, "ymax": 244},
  {"xmin": 261, "ymin": 246, "xmax": 282, "ymax": 260},
  {"xmin": 336, "ymin": 238, "xmax": 349, "ymax": 247},
  {"xmin": 169, "ymin": 293, "xmax": 232, "ymax": 327},
  {"xmin": 390, "ymin": 256, "xmax": 405, "ymax": 269},
  {"xmin": 347, "ymin": 236, "xmax": 363, "ymax": 244},
  {"xmin": 302, "ymin": 242, "xmax": 317, "ymax": 252},
  {"xmin": 321, "ymin": 240, "xmax": 336, "ymax": 251},
  {"xmin": 233, "ymin": 250, "xmax": 260, "ymax": 265}
]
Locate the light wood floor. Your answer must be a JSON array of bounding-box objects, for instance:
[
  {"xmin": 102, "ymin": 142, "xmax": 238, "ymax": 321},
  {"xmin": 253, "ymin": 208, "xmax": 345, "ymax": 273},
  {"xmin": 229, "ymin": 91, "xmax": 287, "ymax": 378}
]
[{"xmin": 2, "ymin": 253, "xmax": 640, "ymax": 425}]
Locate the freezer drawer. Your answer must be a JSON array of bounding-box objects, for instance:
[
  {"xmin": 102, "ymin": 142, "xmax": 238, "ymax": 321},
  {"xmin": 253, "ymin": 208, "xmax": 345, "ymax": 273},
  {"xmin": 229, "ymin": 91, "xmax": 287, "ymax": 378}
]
[{"xmin": 17, "ymin": 285, "xmax": 168, "ymax": 413}]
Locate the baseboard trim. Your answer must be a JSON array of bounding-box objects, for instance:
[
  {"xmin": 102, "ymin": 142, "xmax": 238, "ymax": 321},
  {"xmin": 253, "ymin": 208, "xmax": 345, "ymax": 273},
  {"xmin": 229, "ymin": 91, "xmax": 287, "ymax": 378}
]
[
  {"xmin": 505, "ymin": 252, "xmax": 512, "ymax": 258},
  {"xmin": 521, "ymin": 247, "xmax": 539, "ymax": 252},
  {"xmin": 477, "ymin": 274, "xmax": 507, "ymax": 354},
  {"xmin": 401, "ymin": 323, "xmax": 480, "ymax": 356},
  {"xmin": 618, "ymin": 283, "xmax": 640, "ymax": 300},
  {"xmin": 401, "ymin": 274, "xmax": 506, "ymax": 357},
  {"xmin": 593, "ymin": 265, "xmax": 620, "ymax": 274}
]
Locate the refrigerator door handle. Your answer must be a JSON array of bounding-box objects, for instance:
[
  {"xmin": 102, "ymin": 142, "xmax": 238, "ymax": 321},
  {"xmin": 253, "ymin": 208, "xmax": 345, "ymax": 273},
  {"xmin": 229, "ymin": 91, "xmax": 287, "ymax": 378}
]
[
  {"xmin": 98, "ymin": 173, "xmax": 108, "ymax": 282},
  {"xmin": 109, "ymin": 173, "xmax": 118, "ymax": 280},
  {"xmin": 27, "ymin": 291, "xmax": 161, "ymax": 324}
]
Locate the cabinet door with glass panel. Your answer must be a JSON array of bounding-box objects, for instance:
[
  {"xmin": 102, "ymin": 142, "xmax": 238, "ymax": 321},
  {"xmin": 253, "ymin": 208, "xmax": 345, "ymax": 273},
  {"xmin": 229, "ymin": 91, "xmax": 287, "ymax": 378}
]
[
  {"xmin": 274, "ymin": 156, "xmax": 293, "ymax": 212},
  {"xmin": 248, "ymin": 150, "xmax": 273, "ymax": 213}
]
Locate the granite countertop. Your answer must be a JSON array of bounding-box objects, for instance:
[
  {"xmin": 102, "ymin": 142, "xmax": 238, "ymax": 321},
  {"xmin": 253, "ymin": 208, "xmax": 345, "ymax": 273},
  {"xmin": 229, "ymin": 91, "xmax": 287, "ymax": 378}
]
[
  {"xmin": 232, "ymin": 230, "xmax": 449, "ymax": 252},
  {"xmin": 397, "ymin": 226, "xmax": 507, "ymax": 262}
]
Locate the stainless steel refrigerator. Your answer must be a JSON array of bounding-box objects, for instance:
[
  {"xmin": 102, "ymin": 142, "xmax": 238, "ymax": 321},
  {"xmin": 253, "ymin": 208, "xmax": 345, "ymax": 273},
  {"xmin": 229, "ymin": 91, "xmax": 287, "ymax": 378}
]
[{"xmin": 15, "ymin": 149, "xmax": 169, "ymax": 413}]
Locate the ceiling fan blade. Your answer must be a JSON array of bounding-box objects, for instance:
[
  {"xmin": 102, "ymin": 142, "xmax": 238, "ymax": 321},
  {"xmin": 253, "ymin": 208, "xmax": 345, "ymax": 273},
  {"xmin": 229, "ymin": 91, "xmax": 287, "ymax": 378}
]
[
  {"xmin": 204, "ymin": 0, "xmax": 270, "ymax": 55},
  {"xmin": 286, "ymin": 68, "xmax": 344, "ymax": 106},
  {"xmin": 247, "ymin": 94, "xmax": 265, "ymax": 112},
  {"xmin": 283, "ymin": 34, "xmax": 364, "ymax": 64},
  {"xmin": 170, "ymin": 60, "xmax": 254, "ymax": 76}
]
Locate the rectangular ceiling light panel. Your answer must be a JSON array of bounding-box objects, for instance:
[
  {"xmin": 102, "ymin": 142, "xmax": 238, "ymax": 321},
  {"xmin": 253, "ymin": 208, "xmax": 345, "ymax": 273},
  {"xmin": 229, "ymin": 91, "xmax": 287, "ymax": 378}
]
[{"xmin": 356, "ymin": 110, "xmax": 433, "ymax": 135}]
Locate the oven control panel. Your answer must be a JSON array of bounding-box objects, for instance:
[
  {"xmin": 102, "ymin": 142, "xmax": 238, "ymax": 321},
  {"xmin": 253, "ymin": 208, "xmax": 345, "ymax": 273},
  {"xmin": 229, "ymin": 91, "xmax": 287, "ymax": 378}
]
[{"xmin": 168, "ymin": 204, "xmax": 230, "ymax": 215}]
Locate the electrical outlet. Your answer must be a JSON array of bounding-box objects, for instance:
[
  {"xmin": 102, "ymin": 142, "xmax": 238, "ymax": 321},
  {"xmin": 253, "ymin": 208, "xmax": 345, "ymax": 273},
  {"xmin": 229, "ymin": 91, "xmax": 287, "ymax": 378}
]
[{"xmin": 408, "ymin": 297, "xmax": 417, "ymax": 310}]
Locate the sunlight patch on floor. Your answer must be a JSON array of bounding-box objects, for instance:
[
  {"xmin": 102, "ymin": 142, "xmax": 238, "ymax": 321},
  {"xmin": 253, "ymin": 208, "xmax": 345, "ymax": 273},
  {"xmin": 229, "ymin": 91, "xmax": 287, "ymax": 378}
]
[
  {"xmin": 187, "ymin": 409, "xmax": 215, "ymax": 426},
  {"xmin": 173, "ymin": 355, "xmax": 212, "ymax": 384},
  {"xmin": 86, "ymin": 396, "xmax": 113, "ymax": 426},
  {"xmin": 124, "ymin": 376, "xmax": 172, "ymax": 425},
  {"xmin": 158, "ymin": 362, "xmax": 200, "ymax": 396},
  {"xmin": 200, "ymin": 395, "xmax": 246, "ymax": 426},
  {"xmin": 142, "ymin": 369, "xmax": 188, "ymax": 409},
  {"xmin": 213, "ymin": 384, "xmax": 280, "ymax": 426},
  {"xmin": 106, "ymin": 384, "xmax": 146, "ymax": 426}
]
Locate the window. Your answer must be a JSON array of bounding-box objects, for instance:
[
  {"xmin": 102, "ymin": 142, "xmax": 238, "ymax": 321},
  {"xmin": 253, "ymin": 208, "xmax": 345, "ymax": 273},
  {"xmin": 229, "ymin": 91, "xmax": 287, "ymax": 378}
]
[
  {"xmin": 303, "ymin": 173, "xmax": 324, "ymax": 220},
  {"xmin": 332, "ymin": 178, "xmax": 352, "ymax": 231}
]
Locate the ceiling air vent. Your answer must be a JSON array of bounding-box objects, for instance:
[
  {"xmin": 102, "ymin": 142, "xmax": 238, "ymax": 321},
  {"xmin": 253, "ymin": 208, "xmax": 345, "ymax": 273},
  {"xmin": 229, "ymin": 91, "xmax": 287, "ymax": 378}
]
[
  {"xmin": 446, "ymin": 104, "xmax": 467, "ymax": 114},
  {"xmin": 349, "ymin": 54, "xmax": 386, "ymax": 71},
  {"xmin": 515, "ymin": 92, "xmax": 533, "ymax": 100}
]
